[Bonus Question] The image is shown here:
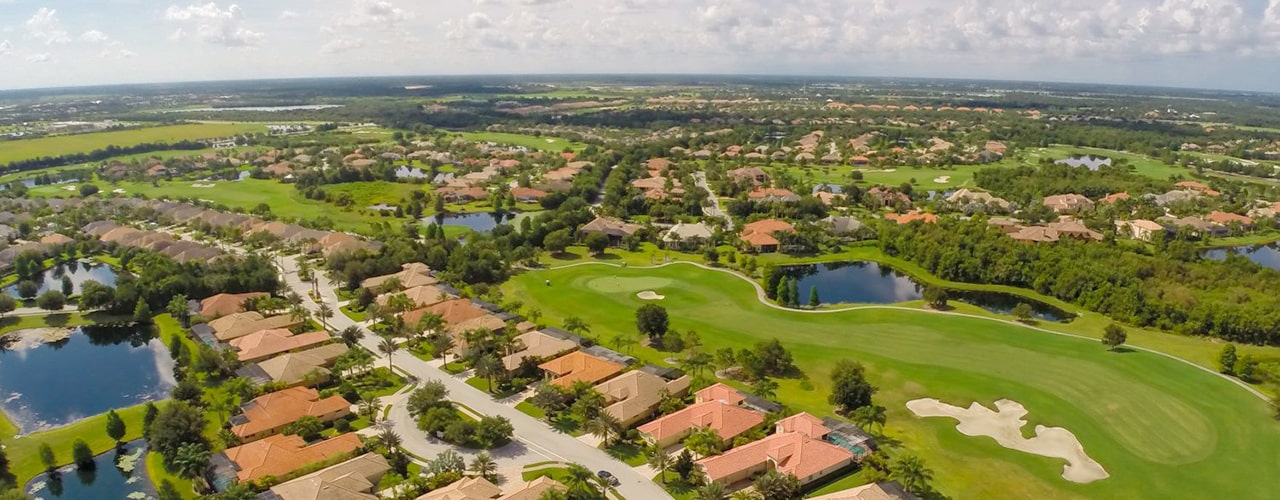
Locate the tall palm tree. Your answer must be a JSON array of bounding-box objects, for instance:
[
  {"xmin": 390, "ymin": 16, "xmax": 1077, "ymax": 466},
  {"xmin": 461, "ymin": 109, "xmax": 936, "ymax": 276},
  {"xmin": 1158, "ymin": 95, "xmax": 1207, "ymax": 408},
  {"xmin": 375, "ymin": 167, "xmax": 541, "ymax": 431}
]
[
  {"xmin": 564, "ymin": 463, "xmax": 599, "ymax": 495},
  {"xmin": 340, "ymin": 325, "xmax": 365, "ymax": 346},
  {"xmin": 172, "ymin": 443, "xmax": 211, "ymax": 492},
  {"xmin": 585, "ymin": 411, "xmax": 623, "ymax": 448},
  {"xmin": 289, "ymin": 304, "xmax": 309, "ymax": 323},
  {"xmin": 562, "ymin": 316, "xmax": 590, "ymax": 337},
  {"xmin": 416, "ymin": 312, "xmax": 445, "ymax": 337},
  {"xmin": 378, "ymin": 336, "xmax": 400, "ymax": 371},
  {"xmin": 696, "ymin": 481, "xmax": 729, "ymax": 500},
  {"xmin": 890, "ymin": 454, "xmax": 934, "ymax": 495},
  {"xmin": 360, "ymin": 398, "xmax": 383, "ymax": 425},
  {"xmin": 751, "ymin": 377, "xmax": 778, "ymax": 401},
  {"xmin": 611, "ymin": 333, "xmax": 638, "ymax": 354},
  {"xmin": 468, "ymin": 452, "xmax": 497, "ymax": 482},
  {"xmin": 645, "ymin": 443, "xmax": 673, "ymax": 484},
  {"xmin": 852, "ymin": 405, "xmax": 888, "ymax": 433},
  {"xmin": 378, "ymin": 428, "xmax": 402, "ymax": 449},
  {"xmin": 317, "ymin": 303, "xmax": 334, "ymax": 331},
  {"xmin": 678, "ymin": 351, "xmax": 713, "ymax": 378},
  {"xmin": 474, "ymin": 353, "xmax": 504, "ymax": 393}
]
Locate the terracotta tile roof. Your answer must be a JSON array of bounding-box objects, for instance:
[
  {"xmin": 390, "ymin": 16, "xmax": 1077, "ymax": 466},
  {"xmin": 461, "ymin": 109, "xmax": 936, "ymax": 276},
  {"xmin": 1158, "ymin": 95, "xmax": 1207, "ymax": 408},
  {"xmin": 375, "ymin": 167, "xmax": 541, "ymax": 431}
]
[
  {"xmin": 210, "ymin": 313, "xmax": 302, "ymax": 342},
  {"xmin": 445, "ymin": 314, "xmax": 507, "ymax": 339},
  {"xmin": 230, "ymin": 330, "xmax": 333, "ymax": 363},
  {"xmin": 580, "ymin": 216, "xmax": 642, "ymax": 238},
  {"xmin": 361, "ymin": 262, "xmax": 435, "ymax": 290},
  {"xmin": 39, "ymin": 233, "xmax": 74, "ymax": 245},
  {"xmin": 697, "ymin": 414, "xmax": 853, "ymax": 484},
  {"xmin": 884, "ymin": 211, "xmax": 937, "ymax": 225},
  {"xmin": 222, "ymin": 433, "xmax": 362, "ymax": 482},
  {"xmin": 696, "ymin": 383, "xmax": 746, "ymax": 405},
  {"xmin": 268, "ymin": 453, "xmax": 390, "ymax": 500},
  {"xmin": 258, "ymin": 344, "xmax": 349, "ymax": 385},
  {"xmin": 595, "ymin": 371, "xmax": 692, "ymax": 425},
  {"xmin": 230, "ymin": 387, "xmax": 352, "ymax": 441},
  {"xmin": 200, "ymin": 292, "xmax": 269, "ymax": 318},
  {"xmin": 421, "ymin": 298, "xmax": 489, "ymax": 326},
  {"xmin": 538, "ymin": 351, "xmax": 625, "ymax": 388},
  {"xmin": 808, "ymin": 481, "xmax": 916, "ymax": 500},
  {"xmin": 776, "ymin": 412, "xmax": 830, "ymax": 438},
  {"xmin": 1101, "ymin": 192, "xmax": 1130, "ymax": 204},
  {"xmin": 416, "ymin": 476, "xmax": 502, "ymax": 500},
  {"xmin": 498, "ymin": 476, "xmax": 567, "ymax": 500},
  {"xmin": 1042, "ymin": 193, "xmax": 1093, "ymax": 213},
  {"xmin": 378, "ymin": 285, "xmax": 450, "ymax": 310},
  {"xmin": 502, "ymin": 330, "xmax": 580, "ymax": 371},
  {"xmin": 1206, "ymin": 211, "xmax": 1253, "ymax": 225},
  {"xmin": 739, "ymin": 219, "xmax": 796, "ymax": 247},
  {"xmin": 637, "ymin": 400, "xmax": 765, "ymax": 443},
  {"xmin": 510, "ymin": 187, "xmax": 548, "ymax": 201}
]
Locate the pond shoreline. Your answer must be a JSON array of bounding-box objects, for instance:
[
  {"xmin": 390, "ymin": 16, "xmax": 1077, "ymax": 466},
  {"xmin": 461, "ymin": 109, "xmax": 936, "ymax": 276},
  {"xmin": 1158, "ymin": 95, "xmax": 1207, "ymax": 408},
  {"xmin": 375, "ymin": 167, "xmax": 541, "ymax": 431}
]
[{"xmin": 23, "ymin": 439, "xmax": 160, "ymax": 500}]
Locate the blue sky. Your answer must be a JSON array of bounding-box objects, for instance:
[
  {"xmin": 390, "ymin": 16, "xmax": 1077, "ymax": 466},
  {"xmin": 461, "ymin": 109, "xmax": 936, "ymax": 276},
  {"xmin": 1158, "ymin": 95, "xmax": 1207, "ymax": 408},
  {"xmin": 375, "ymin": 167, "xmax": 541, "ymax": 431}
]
[{"xmin": 2, "ymin": 0, "xmax": 1280, "ymax": 92}]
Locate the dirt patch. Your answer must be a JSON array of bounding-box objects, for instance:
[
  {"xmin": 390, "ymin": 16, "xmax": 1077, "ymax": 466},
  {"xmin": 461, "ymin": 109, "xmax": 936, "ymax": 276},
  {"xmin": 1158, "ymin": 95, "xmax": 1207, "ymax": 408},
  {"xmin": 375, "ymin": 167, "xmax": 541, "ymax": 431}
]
[
  {"xmin": 637, "ymin": 290, "xmax": 665, "ymax": 300},
  {"xmin": 907, "ymin": 398, "xmax": 1108, "ymax": 483}
]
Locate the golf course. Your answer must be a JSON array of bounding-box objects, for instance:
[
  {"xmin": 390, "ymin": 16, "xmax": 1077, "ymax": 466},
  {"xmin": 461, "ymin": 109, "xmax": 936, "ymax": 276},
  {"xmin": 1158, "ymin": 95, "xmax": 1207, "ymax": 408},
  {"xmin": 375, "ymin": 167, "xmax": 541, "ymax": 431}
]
[{"xmin": 504, "ymin": 263, "xmax": 1280, "ymax": 499}]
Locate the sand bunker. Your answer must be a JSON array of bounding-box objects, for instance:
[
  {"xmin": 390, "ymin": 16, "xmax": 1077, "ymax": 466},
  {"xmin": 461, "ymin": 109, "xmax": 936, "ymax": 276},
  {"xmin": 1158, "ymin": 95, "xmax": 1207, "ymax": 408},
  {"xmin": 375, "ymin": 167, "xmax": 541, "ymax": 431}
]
[
  {"xmin": 933, "ymin": 176, "xmax": 951, "ymax": 184},
  {"xmin": 191, "ymin": 183, "xmax": 216, "ymax": 188},
  {"xmin": 112, "ymin": 188, "xmax": 126, "ymax": 194},
  {"xmin": 907, "ymin": 398, "xmax": 1108, "ymax": 483},
  {"xmin": 637, "ymin": 291, "xmax": 665, "ymax": 300},
  {"xmin": 62, "ymin": 185, "xmax": 77, "ymax": 191}
]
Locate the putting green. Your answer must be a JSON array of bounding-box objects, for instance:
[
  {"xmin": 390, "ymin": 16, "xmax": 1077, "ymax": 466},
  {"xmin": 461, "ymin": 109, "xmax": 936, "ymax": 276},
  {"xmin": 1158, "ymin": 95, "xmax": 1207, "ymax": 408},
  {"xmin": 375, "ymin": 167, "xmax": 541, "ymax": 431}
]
[
  {"xmin": 504, "ymin": 263, "xmax": 1280, "ymax": 499},
  {"xmin": 583, "ymin": 276, "xmax": 673, "ymax": 294}
]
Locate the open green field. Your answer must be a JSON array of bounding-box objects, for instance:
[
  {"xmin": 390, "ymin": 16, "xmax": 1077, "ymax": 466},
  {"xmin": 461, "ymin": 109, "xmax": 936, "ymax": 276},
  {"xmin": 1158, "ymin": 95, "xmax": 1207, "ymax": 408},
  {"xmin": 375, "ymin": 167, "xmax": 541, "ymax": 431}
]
[
  {"xmin": 1026, "ymin": 146, "xmax": 1193, "ymax": 180},
  {"xmin": 504, "ymin": 263, "xmax": 1280, "ymax": 499},
  {"xmin": 2, "ymin": 401, "xmax": 155, "ymax": 486},
  {"xmin": 0, "ymin": 123, "xmax": 267, "ymax": 165},
  {"xmin": 456, "ymin": 132, "xmax": 586, "ymax": 152}
]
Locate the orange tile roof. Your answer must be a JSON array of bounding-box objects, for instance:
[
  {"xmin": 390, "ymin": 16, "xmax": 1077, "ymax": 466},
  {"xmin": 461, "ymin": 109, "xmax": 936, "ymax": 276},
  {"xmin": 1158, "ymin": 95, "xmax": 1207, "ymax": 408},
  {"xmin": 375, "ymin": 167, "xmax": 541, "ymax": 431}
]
[
  {"xmin": 378, "ymin": 285, "xmax": 449, "ymax": 310},
  {"xmin": 422, "ymin": 298, "xmax": 490, "ymax": 326},
  {"xmin": 884, "ymin": 211, "xmax": 937, "ymax": 225},
  {"xmin": 222, "ymin": 433, "xmax": 362, "ymax": 482},
  {"xmin": 1101, "ymin": 192, "xmax": 1130, "ymax": 204},
  {"xmin": 200, "ymin": 292, "xmax": 269, "ymax": 318},
  {"xmin": 697, "ymin": 418, "xmax": 853, "ymax": 484},
  {"xmin": 775, "ymin": 412, "xmax": 829, "ymax": 438},
  {"xmin": 502, "ymin": 330, "xmax": 580, "ymax": 371},
  {"xmin": 595, "ymin": 371, "xmax": 692, "ymax": 425},
  {"xmin": 230, "ymin": 387, "xmax": 352, "ymax": 440},
  {"xmin": 637, "ymin": 400, "xmax": 765, "ymax": 443},
  {"xmin": 538, "ymin": 351, "xmax": 625, "ymax": 388},
  {"xmin": 739, "ymin": 219, "xmax": 796, "ymax": 247},
  {"xmin": 230, "ymin": 330, "xmax": 333, "ymax": 362},
  {"xmin": 696, "ymin": 383, "xmax": 746, "ymax": 405},
  {"xmin": 1206, "ymin": 211, "xmax": 1254, "ymax": 225}
]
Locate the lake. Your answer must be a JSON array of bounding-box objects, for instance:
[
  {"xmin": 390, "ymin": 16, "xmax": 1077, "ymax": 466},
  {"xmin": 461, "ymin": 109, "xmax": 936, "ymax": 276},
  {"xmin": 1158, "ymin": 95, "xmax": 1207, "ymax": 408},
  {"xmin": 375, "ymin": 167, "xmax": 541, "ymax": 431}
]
[
  {"xmin": 5, "ymin": 262, "xmax": 118, "ymax": 298},
  {"xmin": 0, "ymin": 325, "xmax": 174, "ymax": 433},
  {"xmin": 426, "ymin": 212, "xmax": 518, "ymax": 233},
  {"xmin": 1202, "ymin": 243, "xmax": 1280, "ymax": 271},
  {"xmin": 779, "ymin": 262, "xmax": 1073, "ymax": 322},
  {"xmin": 25, "ymin": 439, "xmax": 157, "ymax": 500}
]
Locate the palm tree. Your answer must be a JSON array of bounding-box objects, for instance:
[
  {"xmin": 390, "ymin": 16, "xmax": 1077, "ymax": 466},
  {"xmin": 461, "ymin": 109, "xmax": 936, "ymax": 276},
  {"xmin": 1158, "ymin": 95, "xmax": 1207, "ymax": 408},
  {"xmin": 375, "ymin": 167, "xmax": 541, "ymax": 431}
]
[
  {"xmin": 751, "ymin": 377, "xmax": 778, "ymax": 401},
  {"xmin": 359, "ymin": 398, "xmax": 383, "ymax": 425},
  {"xmin": 172, "ymin": 443, "xmax": 211, "ymax": 491},
  {"xmin": 378, "ymin": 428, "xmax": 402, "ymax": 449},
  {"xmin": 289, "ymin": 304, "xmax": 309, "ymax": 323},
  {"xmin": 206, "ymin": 391, "xmax": 237, "ymax": 424},
  {"xmin": 416, "ymin": 312, "xmax": 445, "ymax": 337},
  {"xmin": 852, "ymin": 405, "xmax": 887, "ymax": 433},
  {"xmin": 387, "ymin": 294, "xmax": 415, "ymax": 315},
  {"xmin": 585, "ymin": 411, "xmax": 623, "ymax": 447},
  {"xmin": 889, "ymin": 454, "xmax": 934, "ymax": 495},
  {"xmin": 696, "ymin": 481, "xmax": 729, "ymax": 500},
  {"xmin": 474, "ymin": 353, "xmax": 504, "ymax": 393},
  {"xmin": 610, "ymin": 333, "xmax": 638, "ymax": 354},
  {"xmin": 468, "ymin": 451, "xmax": 497, "ymax": 482},
  {"xmin": 564, "ymin": 463, "xmax": 599, "ymax": 495},
  {"xmin": 678, "ymin": 351, "xmax": 712, "ymax": 378},
  {"xmin": 340, "ymin": 325, "xmax": 364, "ymax": 346},
  {"xmin": 317, "ymin": 303, "xmax": 334, "ymax": 331},
  {"xmin": 645, "ymin": 443, "xmax": 673, "ymax": 484},
  {"xmin": 562, "ymin": 316, "xmax": 590, "ymax": 337},
  {"xmin": 378, "ymin": 336, "xmax": 399, "ymax": 371}
]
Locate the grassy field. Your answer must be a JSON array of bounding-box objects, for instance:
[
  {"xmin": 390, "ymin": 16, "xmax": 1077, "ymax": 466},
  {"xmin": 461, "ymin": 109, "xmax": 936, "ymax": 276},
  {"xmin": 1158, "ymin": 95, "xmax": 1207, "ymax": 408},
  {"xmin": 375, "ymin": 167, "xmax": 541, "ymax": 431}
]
[
  {"xmin": 1025, "ymin": 146, "xmax": 1193, "ymax": 181},
  {"xmin": 0, "ymin": 123, "xmax": 267, "ymax": 165},
  {"xmin": 145, "ymin": 451, "xmax": 197, "ymax": 499},
  {"xmin": 456, "ymin": 132, "xmax": 586, "ymax": 152},
  {"xmin": 503, "ymin": 264, "xmax": 1280, "ymax": 499},
  {"xmin": 2, "ymin": 402, "xmax": 156, "ymax": 486}
]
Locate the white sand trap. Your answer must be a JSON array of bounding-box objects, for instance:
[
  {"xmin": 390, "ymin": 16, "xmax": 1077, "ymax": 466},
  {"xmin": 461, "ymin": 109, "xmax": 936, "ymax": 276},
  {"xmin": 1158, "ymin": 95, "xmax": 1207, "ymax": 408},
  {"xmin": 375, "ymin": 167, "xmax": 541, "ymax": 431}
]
[
  {"xmin": 907, "ymin": 398, "xmax": 1108, "ymax": 483},
  {"xmin": 112, "ymin": 188, "xmax": 126, "ymax": 194},
  {"xmin": 636, "ymin": 290, "xmax": 665, "ymax": 300},
  {"xmin": 933, "ymin": 176, "xmax": 951, "ymax": 184},
  {"xmin": 62, "ymin": 185, "xmax": 77, "ymax": 191},
  {"xmin": 191, "ymin": 183, "xmax": 216, "ymax": 188}
]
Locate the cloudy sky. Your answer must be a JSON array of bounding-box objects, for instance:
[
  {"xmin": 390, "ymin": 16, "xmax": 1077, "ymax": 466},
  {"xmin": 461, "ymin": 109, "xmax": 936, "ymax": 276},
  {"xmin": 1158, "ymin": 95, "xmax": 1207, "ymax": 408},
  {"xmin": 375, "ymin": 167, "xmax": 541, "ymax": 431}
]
[{"xmin": 2, "ymin": 0, "xmax": 1280, "ymax": 92}]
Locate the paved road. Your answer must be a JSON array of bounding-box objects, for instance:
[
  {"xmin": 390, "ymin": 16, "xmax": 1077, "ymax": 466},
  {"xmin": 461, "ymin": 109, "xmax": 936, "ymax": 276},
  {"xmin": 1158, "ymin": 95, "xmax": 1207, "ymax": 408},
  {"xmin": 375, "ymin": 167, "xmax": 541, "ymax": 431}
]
[
  {"xmin": 694, "ymin": 172, "xmax": 732, "ymax": 230},
  {"xmin": 278, "ymin": 255, "xmax": 671, "ymax": 499}
]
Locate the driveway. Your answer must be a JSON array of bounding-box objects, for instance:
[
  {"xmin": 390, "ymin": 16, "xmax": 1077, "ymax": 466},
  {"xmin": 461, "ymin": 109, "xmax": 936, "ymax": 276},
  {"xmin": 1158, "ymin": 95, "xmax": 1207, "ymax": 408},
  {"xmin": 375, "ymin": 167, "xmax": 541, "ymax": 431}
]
[{"xmin": 694, "ymin": 172, "xmax": 732, "ymax": 230}]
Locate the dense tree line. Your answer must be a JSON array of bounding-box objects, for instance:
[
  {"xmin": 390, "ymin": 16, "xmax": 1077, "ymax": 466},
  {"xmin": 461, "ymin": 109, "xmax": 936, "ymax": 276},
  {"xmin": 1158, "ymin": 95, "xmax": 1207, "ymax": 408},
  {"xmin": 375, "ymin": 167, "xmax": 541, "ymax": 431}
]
[
  {"xmin": 880, "ymin": 219, "xmax": 1280, "ymax": 345},
  {"xmin": 974, "ymin": 162, "xmax": 1175, "ymax": 203},
  {"xmin": 1, "ymin": 140, "xmax": 208, "ymax": 174}
]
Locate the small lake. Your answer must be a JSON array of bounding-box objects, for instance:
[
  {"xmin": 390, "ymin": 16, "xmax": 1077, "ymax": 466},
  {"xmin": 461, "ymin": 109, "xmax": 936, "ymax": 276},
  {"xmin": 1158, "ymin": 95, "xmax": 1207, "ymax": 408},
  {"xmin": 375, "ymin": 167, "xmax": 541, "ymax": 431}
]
[
  {"xmin": 1202, "ymin": 243, "xmax": 1280, "ymax": 270},
  {"xmin": 779, "ymin": 262, "xmax": 1073, "ymax": 322},
  {"xmin": 1055, "ymin": 155, "xmax": 1112, "ymax": 170},
  {"xmin": 25, "ymin": 439, "xmax": 157, "ymax": 500},
  {"xmin": 425, "ymin": 212, "xmax": 518, "ymax": 232},
  {"xmin": 5, "ymin": 262, "xmax": 118, "ymax": 298},
  {"xmin": 0, "ymin": 325, "xmax": 174, "ymax": 433}
]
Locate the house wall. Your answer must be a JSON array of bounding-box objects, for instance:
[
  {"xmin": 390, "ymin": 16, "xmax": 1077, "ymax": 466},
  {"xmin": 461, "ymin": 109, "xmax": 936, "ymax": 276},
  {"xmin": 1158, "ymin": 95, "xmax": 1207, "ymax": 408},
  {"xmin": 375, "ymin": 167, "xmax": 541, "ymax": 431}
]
[
  {"xmin": 797, "ymin": 458, "xmax": 856, "ymax": 486},
  {"xmin": 642, "ymin": 427, "xmax": 695, "ymax": 449}
]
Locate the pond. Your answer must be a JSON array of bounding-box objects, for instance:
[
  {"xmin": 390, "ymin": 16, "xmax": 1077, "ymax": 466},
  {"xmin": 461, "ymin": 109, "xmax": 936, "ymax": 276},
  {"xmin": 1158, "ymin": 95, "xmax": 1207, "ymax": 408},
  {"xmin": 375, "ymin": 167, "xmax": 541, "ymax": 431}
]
[
  {"xmin": 425, "ymin": 212, "xmax": 518, "ymax": 233},
  {"xmin": 25, "ymin": 439, "xmax": 157, "ymax": 500},
  {"xmin": 0, "ymin": 324, "xmax": 174, "ymax": 433},
  {"xmin": 1202, "ymin": 243, "xmax": 1280, "ymax": 271},
  {"xmin": 778, "ymin": 262, "xmax": 1073, "ymax": 322},
  {"xmin": 5, "ymin": 261, "xmax": 118, "ymax": 298}
]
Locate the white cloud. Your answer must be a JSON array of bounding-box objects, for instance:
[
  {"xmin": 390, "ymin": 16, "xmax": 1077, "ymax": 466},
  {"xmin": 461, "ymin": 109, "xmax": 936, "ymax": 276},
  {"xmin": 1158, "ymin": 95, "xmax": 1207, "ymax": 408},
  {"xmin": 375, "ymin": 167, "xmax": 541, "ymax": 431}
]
[
  {"xmin": 331, "ymin": 0, "xmax": 413, "ymax": 28},
  {"xmin": 164, "ymin": 3, "xmax": 264, "ymax": 47},
  {"xmin": 79, "ymin": 30, "xmax": 110, "ymax": 44},
  {"xmin": 25, "ymin": 52, "xmax": 51, "ymax": 63},
  {"xmin": 0, "ymin": 39, "xmax": 12, "ymax": 56},
  {"xmin": 279, "ymin": 10, "xmax": 299, "ymax": 20},
  {"xmin": 25, "ymin": 8, "xmax": 69, "ymax": 44},
  {"xmin": 169, "ymin": 28, "xmax": 188, "ymax": 41},
  {"xmin": 321, "ymin": 37, "xmax": 364, "ymax": 54},
  {"xmin": 99, "ymin": 48, "xmax": 137, "ymax": 59}
]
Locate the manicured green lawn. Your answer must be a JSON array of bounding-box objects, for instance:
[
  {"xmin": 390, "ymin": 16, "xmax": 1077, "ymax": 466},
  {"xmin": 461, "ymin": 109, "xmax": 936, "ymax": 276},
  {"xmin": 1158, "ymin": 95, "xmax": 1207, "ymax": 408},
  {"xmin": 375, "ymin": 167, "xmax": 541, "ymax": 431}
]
[
  {"xmin": 504, "ymin": 263, "xmax": 1280, "ymax": 500},
  {"xmin": 1025, "ymin": 145, "xmax": 1193, "ymax": 181},
  {"xmin": 3, "ymin": 402, "xmax": 157, "ymax": 486},
  {"xmin": 146, "ymin": 451, "xmax": 197, "ymax": 499},
  {"xmin": 0, "ymin": 123, "xmax": 267, "ymax": 164},
  {"xmin": 340, "ymin": 304, "xmax": 367, "ymax": 323},
  {"xmin": 603, "ymin": 442, "xmax": 647, "ymax": 467},
  {"xmin": 521, "ymin": 465, "xmax": 573, "ymax": 482},
  {"xmin": 0, "ymin": 311, "xmax": 97, "ymax": 336},
  {"xmin": 515, "ymin": 401, "xmax": 546, "ymax": 420}
]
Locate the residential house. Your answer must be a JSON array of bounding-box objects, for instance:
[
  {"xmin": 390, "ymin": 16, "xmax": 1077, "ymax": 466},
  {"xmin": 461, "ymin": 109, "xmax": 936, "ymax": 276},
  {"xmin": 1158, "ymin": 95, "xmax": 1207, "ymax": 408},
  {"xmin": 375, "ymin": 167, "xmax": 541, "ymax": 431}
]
[
  {"xmin": 823, "ymin": 216, "xmax": 870, "ymax": 239},
  {"xmin": 594, "ymin": 369, "xmax": 692, "ymax": 427},
  {"xmin": 747, "ymin": 187, "xmax": 801, "ymax": 203},
  {"xmin": 662, "ymin": 222, "xmax": 714, "ymax": 250},
  {"xmin": 229, "ymin": 387, "xmax": 352, "ymax": 442},
  {"xmin": 1176, "ymin": 181, "xmax": 1221, "ymax": 196},
  {"xmin": 377, "ymin": 285, "xmax": 450, "ymax": 310},
  {"xmin": 727, "ymin": 167, "xmax": 769, "ymax": 185},
  {"xmin": 1151, "ymin": 190, "xmax": 1201, "ymax": 206},
  {"xmin": 39, "ymin": 233, "xmax": 74, "ymax": 246},
  {"xmin": 496, "ymin": 476, "xmax": 568, "ymax": 500},
  {"xmin": 696, "ymin": 412, "xmax": 855, "ymax": 486},
  {"xmin": 1159, "ymin": 216, "xmax": 1228, "ymax": 238},
  {"xmin": 198, "ymin": 292, "xmax": 269, "ymax": 319},
  {"xmin": 883, "ymin": 211, "xmax": 937, "ymax": 225},
  {"xmin": 946, "ymin": 189, "xmax": 1011, "ymax": 210},
  {"xmin": 1046, "ymin": 220, "xmax": 1103, "ymax": 241},
  {"xmin": 867, "ymin": 187, "xmax": 910, "ymax": 208},
  {"xmin": 216, "ymin": 433, "xmax": 362, "ymax": 483},
  {"xmin": 416, "ymin": 477, "xmax": 502, "ymax": 500},
  {"xmin": 1115, "ymin": 219, "xmax": 1166, "ymax": 242},
  {"xmin": 809, "ymin": 481, "xmax": 917, "ymax": 500},
  {"xmin": 229, "ymin": 329, "xmax": 333, "ymax": 363},
  {"xmin": 637, "ymin": 383, "xmax": 766, "ymax": 448},
  {"xmin": 502, "ymin": 329, "xmax": 580, "ymax": 372},
  {"xmin": 265, "ymin": 453, "xmax": 390, "ymax": 500},
  {"xmin": 579, "ymin": 217, "xmax": 642, "ymax": 245},
  {"xmin": 1101, "ymin": 192, "xmax": 1131, "ymax": 205},
  {"xmin": 1206, "ymin": 211, "xmax": 1254, "ymax": 230},
  {"xmin": 1042, "ymin": 194, "xmax": 1094, "ymax": 214},
  {"xmin": 510, "ymin": 187, "xmax": 548, "ymax": 203},
  {"xmin": 209, "ymin": 312, "xmax": 303, "ymax": 342},
  {"xmin": 239, "ymin": 343, "xmax": 349, "ymax": 387},
  {"xmin": 738, "ymin": 219, "xmax": 796, "ymax": 253},
  {"xmin": 361, "ymin": 263, "xmax": 436, "ymax": 291},
  {"xmin": 538, "ymin": 351, "xmax": 625, "ymax": 388}
]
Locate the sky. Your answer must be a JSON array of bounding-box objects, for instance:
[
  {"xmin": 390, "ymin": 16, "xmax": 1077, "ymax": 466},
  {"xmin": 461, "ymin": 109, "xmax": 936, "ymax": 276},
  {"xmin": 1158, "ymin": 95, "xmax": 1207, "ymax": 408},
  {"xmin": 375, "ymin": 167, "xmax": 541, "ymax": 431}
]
[{"xmin": 2, "ymin": 0, "xmax": 1280, "ymax": 92}]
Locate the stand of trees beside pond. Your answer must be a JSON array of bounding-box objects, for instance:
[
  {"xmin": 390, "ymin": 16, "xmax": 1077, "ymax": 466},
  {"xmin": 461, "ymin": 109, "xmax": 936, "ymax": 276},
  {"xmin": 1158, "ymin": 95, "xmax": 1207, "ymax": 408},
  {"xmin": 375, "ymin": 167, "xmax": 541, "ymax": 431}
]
[{"xmin": 880, "ymin": 219, "xmax": 1280, "ymax": 346}]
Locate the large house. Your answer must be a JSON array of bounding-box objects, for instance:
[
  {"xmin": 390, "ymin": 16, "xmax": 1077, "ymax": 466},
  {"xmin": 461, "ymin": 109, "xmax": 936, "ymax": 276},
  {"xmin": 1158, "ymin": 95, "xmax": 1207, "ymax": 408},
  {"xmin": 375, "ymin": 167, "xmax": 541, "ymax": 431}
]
[
  {"xmin": 215, "ymin": 433, "xmax": 362, "ymax": 483},
  {"xmin": 727, "ymin": 167, "xmax": 769, "ymax": 185},
  {"xmin": 1042, "ymin": 194, "xmax": 1094, "ymax": 214},
  {"xmin": 747, "ymin": 187, "xmax": 801, "ymax": 203},
  {"xmin": 946, "ymin": 189, "xmax": 1011, "ymax": 210},
  {"xmin": 265, "ymin": 453, "xmax": 391, "ymax": 500},
  {"xmin": 209, "ymin": 312, "xmax": 303, "ymax": 342},
  {"xmin": 1206, "ymin": 211, "xmax": 1254, "ymax": 229},
  {"xmin": 229, "ymin": 329, "xmax": 333, "ymax": 363},
  {"xmin": 538, "ymin": 351, "xmax": 626, "ymax": 388},
  {"xmin": 229, "ymin": 387, "xmax": 352, "ymax": 442},
  {"xmin": 739, "ymin": 219, "xmax": 796, "ymax": 253},
  {"xmin": 239, "ymin": 343, "xmax": 350, "ymax": 387},
  {"xmin": 502, "ymin": 329, "xmax": 580, "ymax": 372},
  {"xmin": 809, "ymin": 481, "xmax": 917, "ymax": 500},
  {"xmin": 594, "ymin": 369, "xmax": 692, "ymax": 427},
  {"xmin": 361, "ymin": 262, "xmax": 436, "ymax": 291},
  {"xmin": 377, "ymin": 285, "xmax": 450, "ymax": 310},
  {"xmin": 637, "ymin": 383, "xmax": 766, "ymax": 448},
  {"xmin": 883, "ymin": 211, "xmax": 937, "ymax": 225},
  {"xmin": 1115, "ymin": 219, "xmax": 1166, "ymax": 242},
  {"xmin": 662, "ymin": 222, "xmax": 714, "ymax": 250},
  {"xmin": 579, "ymin": 216, "xmax": 642, "ymax": 245},
  {"xmin": 197, "ymin": 292, "xmax": 269, "ymax": 319},
  {"xmin": 696, "ymin": 412, "xmax": 855, "ymax": 486}
]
